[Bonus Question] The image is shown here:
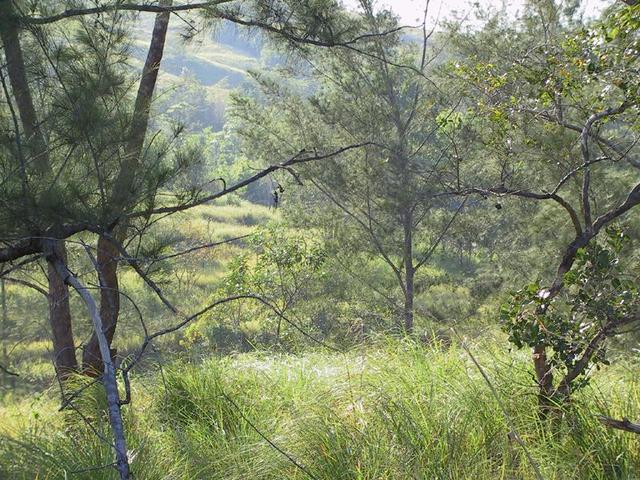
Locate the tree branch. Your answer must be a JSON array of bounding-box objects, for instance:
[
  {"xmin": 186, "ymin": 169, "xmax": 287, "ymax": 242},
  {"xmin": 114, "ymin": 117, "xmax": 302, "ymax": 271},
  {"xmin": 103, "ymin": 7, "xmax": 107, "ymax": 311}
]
[
  {"xmin": 580, "ymin": 103, "xmax": 629, "ymax": 229},
  {"xmin": 598, "ymin": 416, "xmax": 640, "ymax": 434},
  {"xmin": 17, "ymin": 1, "xmax": 233, "ymax": 24},
  {"xmin": 45, "ymin": 240, "xmax": 130, "ymax": 479},
  {"xmin": 126, "ymin": 144, "xmax": 369, "ymax": 219}
]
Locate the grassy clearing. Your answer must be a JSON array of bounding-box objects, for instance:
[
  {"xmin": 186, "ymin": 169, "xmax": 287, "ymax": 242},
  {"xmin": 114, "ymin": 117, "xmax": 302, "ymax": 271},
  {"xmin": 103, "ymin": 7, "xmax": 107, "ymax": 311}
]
[
  {"xmin": 1, "ymin": 198, "xmax": 274, "ymax": 398},
  {"xmin": 1, "ymin": 338, "xmax": 638, "ymax": 479}
]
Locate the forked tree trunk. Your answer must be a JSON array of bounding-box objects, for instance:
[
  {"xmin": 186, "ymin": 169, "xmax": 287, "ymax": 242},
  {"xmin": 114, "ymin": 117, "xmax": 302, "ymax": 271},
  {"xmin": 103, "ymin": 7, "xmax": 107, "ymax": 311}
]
[
  {"xmin": 1, "ymin": 8, "xmax": 77, "ymax": 377},
  {"xmin": 532, "ymin": 234, "xmax": 590, "ymax": 409}
]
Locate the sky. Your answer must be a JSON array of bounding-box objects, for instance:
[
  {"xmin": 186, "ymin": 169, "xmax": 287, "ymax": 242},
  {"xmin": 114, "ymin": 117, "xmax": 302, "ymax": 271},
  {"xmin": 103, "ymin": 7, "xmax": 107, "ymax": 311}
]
[{"xmin": 342, "ymin": 0, "xmax": 608, "ymax": 26}]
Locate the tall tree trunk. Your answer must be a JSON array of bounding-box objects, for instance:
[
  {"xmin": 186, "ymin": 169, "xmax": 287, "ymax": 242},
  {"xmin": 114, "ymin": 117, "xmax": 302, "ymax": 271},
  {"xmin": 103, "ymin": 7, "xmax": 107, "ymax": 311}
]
[
  {"xmin": 82, "ymin": 237, "xmax": 120, "ymax": 375},
  {"xmin": 0, "ymin": 8, "xmax": 77, "ymax": 377},
  {"xmin": 403, "ymin": 210, "xmax": 414, "ymax": 333},
  {"xmin": 111, "ymin": 0, "xmax": 172, "ymax": 208},
  {"xmin": 47, "ymin": 242, "xmax": 78, "ymax": 378},
  {"xmin": 84, "ymin": 1, "xmax": 171, "ymax": 373},
  {"xmin": 0, "ymin": 7, "xmax": 47, "ymax": 174}
]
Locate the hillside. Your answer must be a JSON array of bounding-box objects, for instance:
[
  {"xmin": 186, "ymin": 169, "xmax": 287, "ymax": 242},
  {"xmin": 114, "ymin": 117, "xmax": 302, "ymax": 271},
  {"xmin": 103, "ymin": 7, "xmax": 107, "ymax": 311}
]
[
  {"xmin": 132, "ymin": 17, "xmax": 266, "ymax": 131},
  {"xmin": 2, "ymin": 2, "xmax": 640, "ymax": 480}
]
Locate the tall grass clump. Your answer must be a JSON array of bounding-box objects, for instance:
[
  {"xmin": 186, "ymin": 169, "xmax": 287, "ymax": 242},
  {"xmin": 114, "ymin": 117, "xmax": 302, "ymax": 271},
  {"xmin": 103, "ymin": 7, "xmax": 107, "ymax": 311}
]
[
  {"xmin": 1, "ymin": 338, "xmax": 639, "ymax": 479},
  {"xmin": 0, "ymin": 376, "xmax": 184, "ymax": 479},
  {"xmin": 147, "ymin": 339, "xmax": 640, "ymax": 479}
]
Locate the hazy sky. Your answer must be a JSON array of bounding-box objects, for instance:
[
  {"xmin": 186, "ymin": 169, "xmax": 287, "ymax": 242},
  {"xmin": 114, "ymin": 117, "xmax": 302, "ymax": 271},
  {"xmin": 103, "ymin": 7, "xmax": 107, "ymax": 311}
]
[{"xmin": 342, "ymin": 0, "xmax": 608, "ymax": 26}]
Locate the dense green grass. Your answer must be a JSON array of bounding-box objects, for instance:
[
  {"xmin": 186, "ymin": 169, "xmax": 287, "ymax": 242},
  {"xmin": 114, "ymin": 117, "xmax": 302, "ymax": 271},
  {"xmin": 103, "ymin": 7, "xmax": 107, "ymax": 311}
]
[{"xmin": 1, "ymin": 338, "xmax": 639, "ymax": 479}]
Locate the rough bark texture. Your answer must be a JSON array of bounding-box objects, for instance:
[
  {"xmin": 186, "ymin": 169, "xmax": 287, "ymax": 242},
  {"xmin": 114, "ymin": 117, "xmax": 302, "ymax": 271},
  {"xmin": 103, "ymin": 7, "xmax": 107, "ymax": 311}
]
[
  {"xmin": 82, "ymin": 237, "xmax": 120, "ymax": 374},
  {"xmin": 1, "ymin": 6, "xmax": 77, "ymax": 377},
  {"xmin": 46, "ymin": 242, "xmax": 78, "ymax": 377},
  {"xmin": 533, "ymin": 344, "xmax": 553, "ymax": 410},
  {"xmin": 0, "ymin": 7, "xmax": 48, "ymax": 173},
  {"xmin": 599, "ymin": 416, "xmax": 640, "ymax": 434}
]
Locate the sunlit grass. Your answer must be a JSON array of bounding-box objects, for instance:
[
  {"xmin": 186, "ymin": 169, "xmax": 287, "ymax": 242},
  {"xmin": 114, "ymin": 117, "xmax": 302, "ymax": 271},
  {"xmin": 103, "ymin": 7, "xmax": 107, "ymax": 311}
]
[{"xmin": 2, "ymin": 339, "xmax": 639, "ymax": 479}]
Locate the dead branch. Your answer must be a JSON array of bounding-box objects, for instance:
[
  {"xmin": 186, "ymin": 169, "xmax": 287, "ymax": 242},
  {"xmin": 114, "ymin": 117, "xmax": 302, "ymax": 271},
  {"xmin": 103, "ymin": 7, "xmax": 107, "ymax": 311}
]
[{"xmin": 45, "ymin": 240, "xmax": 131, "ymax": 480}]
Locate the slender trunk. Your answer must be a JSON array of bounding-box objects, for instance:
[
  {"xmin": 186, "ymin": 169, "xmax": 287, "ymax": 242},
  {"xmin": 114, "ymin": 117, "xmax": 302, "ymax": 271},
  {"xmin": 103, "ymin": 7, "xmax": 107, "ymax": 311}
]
[
  {"xmin": 82, "ymin": 236, "xmax": 120, "ymax": 374},
  {"xmin": 1, "ymin": 279, "xmax": 7, "ymax": 388},
  {"xmin": 1, "ymin": 8, "xmax": 77, "ymax": 378},
  {"xmin": 111, "ymin": 0, "xmax": 172, "ymax": 210},
  {"xmin": 533, "ymin": 343, "xmax": 553, "ymax": 411},
  {"xmin": 403, "ymin": 210, "xmax": 414, "ymax": 334},
  {"xmin": 50, "ymin": 244, "xmax": 130, "ymax": 480},
  {"xmin": 47, "ymin": 242, "xmax": 78, "ymax": 377},
  {"xmin": 92, "ymin": 1, "xmax": 172, "ymax": 371},
  {"xmin": 532, "ymin": 234, "xmax": 590, "ymax": 409},
  {"xmin": 404, "ymin": 270, "xmax": 414, "ymax": 333},
  {"xmin": 0, "ymin": 8, "xmax": 48, "ymax": 174}
]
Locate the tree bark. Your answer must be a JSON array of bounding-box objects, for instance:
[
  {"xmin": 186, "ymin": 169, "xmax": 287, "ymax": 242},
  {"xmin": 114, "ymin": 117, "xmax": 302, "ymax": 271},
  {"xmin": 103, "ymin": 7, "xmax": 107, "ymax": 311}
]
[
  {"xmin": 1, "ymin": 279, "xmax": 9, "ymax": 388},
  {"xmin": 599, "ymin": 416, "xmax": 640, "ymax": 434},
  {"xmin": 533, "ymin": 343, "xmax": 553, "ymax": 411},
  {"xmin": 403, "ymin": 210, "xmax": 414, "ymax": 333},
  {"xmin": 87, "ymin": 1, "xmax": 171, "ymax": 374},
  {"xmin": 111, "ymin": 0, "xmax": 172, "ymax": 210},
  {"xmin": 46, "ymin": 242, "xmax": 78, "ymax": 377},
  {"xmin": 0, "ymin": 7, "xmax": 77, "ymax": 378},
  {"xmin": 82, "ymin": 236, "xmax": 120, "ymax": 374},
  {"xmin": 0, "ymin": 7, "xmax": 48, "ymax": 174}
]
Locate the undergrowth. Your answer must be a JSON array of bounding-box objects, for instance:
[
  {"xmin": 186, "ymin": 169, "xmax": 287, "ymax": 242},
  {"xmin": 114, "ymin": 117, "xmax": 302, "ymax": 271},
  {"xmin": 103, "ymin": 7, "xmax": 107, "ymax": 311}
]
[{"xmin": 1, "ymin": 338, "xmax": 638, "ymax": 479}]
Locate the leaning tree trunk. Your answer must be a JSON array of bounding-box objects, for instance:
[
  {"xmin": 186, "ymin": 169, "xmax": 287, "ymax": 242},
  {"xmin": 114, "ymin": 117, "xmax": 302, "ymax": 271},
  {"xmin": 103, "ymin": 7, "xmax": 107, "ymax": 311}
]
[
  {"xmin": 49, "ymin": 243, "xmax": 131, "ymax": 480},
  {"xmin": 533, "ymin": 234, "xmax": 590, "ymax": 410},
  {"xmin": 0, "ymin": 8, "xmax": 77, "ymax": 377},
  {"xmin": 83, "ymin": 2, "xmax": 172, "ymax": 373}
]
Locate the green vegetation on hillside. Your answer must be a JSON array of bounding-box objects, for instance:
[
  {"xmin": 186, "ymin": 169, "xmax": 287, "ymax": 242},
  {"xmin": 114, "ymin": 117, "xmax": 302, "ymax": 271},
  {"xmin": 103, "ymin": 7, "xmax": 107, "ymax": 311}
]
[{"xmin": 1, "ymin": 1, "xmax": 640, "ymax": 478}]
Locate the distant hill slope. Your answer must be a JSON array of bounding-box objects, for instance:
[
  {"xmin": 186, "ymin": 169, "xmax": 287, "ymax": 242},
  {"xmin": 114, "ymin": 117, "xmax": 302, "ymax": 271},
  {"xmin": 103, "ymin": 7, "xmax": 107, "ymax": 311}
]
[{"xmin": 132, "ymin": 16, "xmax": 267, "ymax": 131}]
